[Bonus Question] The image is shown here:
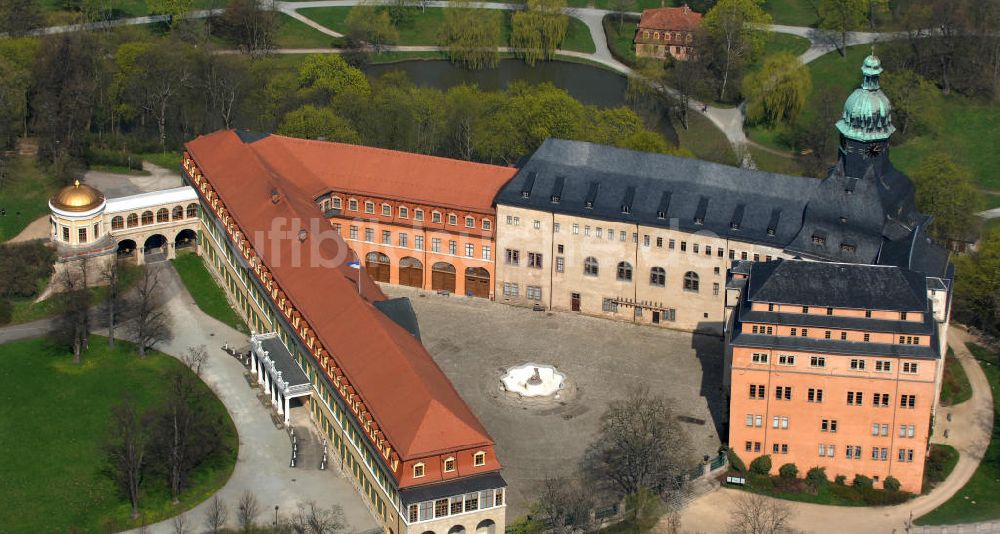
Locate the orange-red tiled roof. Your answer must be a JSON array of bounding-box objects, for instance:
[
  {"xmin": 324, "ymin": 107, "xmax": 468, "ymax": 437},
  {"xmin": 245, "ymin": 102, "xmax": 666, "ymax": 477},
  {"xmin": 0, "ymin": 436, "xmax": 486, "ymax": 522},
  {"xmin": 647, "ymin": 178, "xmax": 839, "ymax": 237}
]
[
  {"xmin": 184, "ymin": 130, "xmax": 497, "ymax": 463},
  {"xmin": 638, "ymin": 5, "xmax": 702, "ymax": 31},
  {"xmin": 246, "ymin": 135, "xmax": 517, "ymax": 213}
]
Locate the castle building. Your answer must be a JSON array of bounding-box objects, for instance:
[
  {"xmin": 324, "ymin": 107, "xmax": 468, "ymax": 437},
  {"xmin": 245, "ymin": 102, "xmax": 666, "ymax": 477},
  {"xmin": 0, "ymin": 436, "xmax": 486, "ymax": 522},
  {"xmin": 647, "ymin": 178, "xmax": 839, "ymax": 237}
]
[
  {"xmin": 634, "ymin": 5, "xmax": 702, "ymax": 61},
  {"xmin": 183, "ymin": 130, "xmax": 506, "ymax": 534}
]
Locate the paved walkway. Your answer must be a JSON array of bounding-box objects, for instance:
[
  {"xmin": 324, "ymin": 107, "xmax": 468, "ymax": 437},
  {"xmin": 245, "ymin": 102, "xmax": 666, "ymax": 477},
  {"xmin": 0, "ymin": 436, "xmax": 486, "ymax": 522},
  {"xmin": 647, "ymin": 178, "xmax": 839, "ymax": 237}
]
[
  {"xmin": 668, "ymin": 326, "xmax": 995, "ymax": 534},
  {"xmin": 977, "ymin": 207, "xmax": 1000, "ymax": 220}
]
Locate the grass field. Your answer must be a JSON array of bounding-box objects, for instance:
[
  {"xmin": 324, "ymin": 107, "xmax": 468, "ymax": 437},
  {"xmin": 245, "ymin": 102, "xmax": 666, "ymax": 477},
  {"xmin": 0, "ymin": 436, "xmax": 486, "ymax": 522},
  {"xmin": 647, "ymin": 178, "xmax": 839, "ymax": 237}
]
[
  {"xmin": 8, "ymin": 263, "xmax": 143, "ymax": 325},
  {"xmin": 562, "ymin": 16, "xmax": 597, "ymax": 53},
  {"xmin": 940, "ymin": 347, "xmax": 973, "ymax": 406},
  {"xmin": 138, "ymin": 151, "xmax": 183, "ymax": 172},
  {"xmin": 760, "ymin": 32, "xmax": 812, "ymax": 59},
  {"xmin": 566, "ymin": 0, "xmax": 679, "ymax": 9},
  {"xmin": 763, "ymin": 0, "xmax": 820, "ymax": 27},
  {"xmin": 676, "ymin": 112, "xmax": 739, "ymax": 167},
  {"xmin": 748, "ymin": 145, "xmax": 806, "ymax": 176},
  {"xmin": 299, "ymin": 7, "xmax": 507, "ymax": 46},
  {"xmin": 0, "ymin": 157, "xmax": 63, "ymax": 242},
  {"xmin": 0, "ymin": 335, "xmax": 237, "ymax": 532},
  {"xmin": 172, "ymin": 251, "xmax": 247, "ymax": 333},
  {"xmin": 39, "ymin": 0, "xmax": 220, "ymax": 23},
  {"xmin": 604, "ymin": 16, "xmax": 637, "ymax": 66},
  {"xmin": 274, "ymin": 13, "xmax": 340, "ymax": 49},
  {"xmin": 917, "ymin": 343, "xmax": 1000, "ymax": 524}
]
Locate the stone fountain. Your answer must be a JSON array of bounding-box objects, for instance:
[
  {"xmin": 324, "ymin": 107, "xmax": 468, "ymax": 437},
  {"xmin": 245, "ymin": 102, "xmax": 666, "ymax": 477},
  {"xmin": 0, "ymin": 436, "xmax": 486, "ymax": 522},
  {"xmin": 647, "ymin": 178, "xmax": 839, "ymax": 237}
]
[{"xmin": 501, "ymin": 363, "xmax": 566, "ymax": 399}]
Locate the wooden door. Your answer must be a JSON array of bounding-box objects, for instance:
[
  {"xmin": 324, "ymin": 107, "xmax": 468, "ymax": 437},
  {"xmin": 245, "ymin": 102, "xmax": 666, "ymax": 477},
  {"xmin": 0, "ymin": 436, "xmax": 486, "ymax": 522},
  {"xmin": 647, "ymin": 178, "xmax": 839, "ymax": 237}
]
[
  {"xmin": 652, "ymin": 310, "xmax": 660, "ymax": 324},
  {"xmin": 399, "ymin": 266, "xmax": 423, "ymax": 287},
  {"xmin": 571, "ymin": 292, "xmax": 581, "ymax": 311},
  {"xmin": 464, "ymin": 268, "xmax": 491, "ymax": 298},
  {"xmin": 432, "ymin": 269, "xmax": 456, "ymax": 292}
]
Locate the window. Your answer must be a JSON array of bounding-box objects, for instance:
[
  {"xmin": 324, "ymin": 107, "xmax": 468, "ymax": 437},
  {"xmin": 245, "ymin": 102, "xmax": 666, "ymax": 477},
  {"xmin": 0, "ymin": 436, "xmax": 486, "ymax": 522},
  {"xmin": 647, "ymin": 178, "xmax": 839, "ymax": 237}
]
[
  {"xmin": 693, "ymin": 244, "xmax": 700, "ymax": 254},
  {"xmin": 751, "ymin": 353, "xmax": 768, "ymax": 364},
  {"xmin": 585, "ymin": 226, "xmax": 591, "ymax": 237},
  {"xmin": 602, "ymin": 298, "xmax": 619, "ymax": 313},
  {"xmin": 465, "ymin": 216, "xmax": 475, "ymax": 228},
  {"xmin": 899, "ymin": 424, "xmax": 915, "ymax": 438},
  {"xmin": 775, "ymin": 386, "xmax": 791, "ymax": 400},
  {"xmin": 482, "ymin": 219, "xmax": 492, "ymax": 231},
  {"xmin": 399, "ymin": 233, "xmax": 408, "ymax": 248},
  {"xmin": 365, "ymin": 201, "xmax": 374, "ymax": 214},
  {"xmin": 331, "ymin": 197, "xmax": 342, "ymax": 209},
  {"xmin": 349, "ymin": 225, "xmax": 358, "ymax": 240},
  {"xmin": 669, "ymin": 239, "xmax": 676, "ymax": 250},
  {"xmin": 864, "ymin": 333, "xmax": 871, "ymax": 342},
  {"xmin": 502, "ymin": 282, "xmax": 519, "ymax": 298},
  {"xmin": 824, "ymin": 330, "xmax": 832, "ymax": 339},
  {"xmin": 413, "ymin": 463, "xmax": 425, "ymax": 478},
  {"xmin": 528, "ymin": 252, "xmax": 543, "ymax": 269},
  {"xmin": 465, "ymin": 243, "xmax": 474, "ymax": 257},
  {"xmin": 778, "ymin": 354, "xmax": 795, "ymax": 366},
  {"xmin": 873, "ymin": 393, "xmax": 890, "ymax": 407},
  {"xmin": 449, "ymin": 241, "xmax": 457, "ymax": 255},
  {"xmin": 448, "ymin": 214, "xmax": 458, "ymax": 226},
  {"xmin": 474, "ymin": 451, "xmax": 486, "ymax": 466},
  {"xmin": 749, "ymin": 384, "xmax": 765, "ymax": 399},
  {"xmin": 505, "ymin": 249, "xmax": 520, "ymax": 265},
  {"xmin": 435, "ymin": 499, "xmax": 449, "ymax": 518},
  {"xmin": 415, "ymin": 235, "xmax": 424, "ymax": 250},
  {"xmin": 808, "ymin": 388, "xmax": 823, "ymax": 402},
  {"xmin": 713, "ymin": 282, "xmax": 720, "ymax": 296},
  {"xmin": 900, "ymin": 394, "xmax": 916, "ymax": 408},
  {"xmin": 365, "ymin": 228, "xmax": 374, "ymax": 242},
  {"xmin": 821, "ymin": 419, "xmax": 837, "ymax": 432},
  {"xmin": 399, "ymin": 206, "xmax": 408, "ymax": 218},
  {"xmin": 482, "ymin": 246, "xmax": 491, "ymax": 260},
  {"xmin": 431, "ymin": 238, "xmax": 441, "ymax": 252},
  {"xmin": 847, "ymin": 391, "xmax": 863, "ymax": 406},
  {"xmin": 801, "ymin": 328, "xmax": 808, "ymax": 337},
  {"xmin": 553, "ymin": 222, "xmax": 560, "ymax": 232},
  {"xmin": 850, "ymin": 359, "xmax": 866, "ymax": 370},
  {"xmin": 617, "ymin": 262, "xmax": 633, "ymax": 282},
  {"xmin": 902, "ymin": 362, "xmax": 919, "ymax": 374},
  {"xmin": 810, "ymin": 356, "xmax": 826, "ymax": 368},
  {"xmin": 900, "ymin": 311, "xmax": 908, "ymax": 320},
  {"xmin": 841, "ymin": 331, "xmax": 848, "ymax": 340},
  {"xmin": 584, "ymin": 257, "xmax": 599, "ymax": 276},
  {"xmin": 78, "ymin": 227, "xmax": 87, "ymax": 243},
  {"xmin": 141, "ymin": 211, "xmax": 153, "ymax": 225},
  {"xmin": 899, "ymin": 449, "xmax": 914, "ymax": 462},
  {"xmin": 348, "ymin": 199, "xmax": 358, "ymax": 211},
  {"xmin": 382, "ymin": 230, "xmax": 391, "ymax": 245},
  {"xmin": 526, "ymin": 286, "xmax": 542, "ymax": 301},
  {"xmin": 111, "ymin": 216, "xmax": 124, "ymax": 230},
  {"xmin": 875, "ymin": 360, "xmax": 892, "ymax": 372},
  {"xmin": 683, "ymin": 271, "xmax": 699, "ymax": 292},
  {"xmin": 555, "ymin": 256, "xmax": 564, "ymax": 272},
  {"xmin": 444, "ymin": 457, "xmax": 455, "ymax": 472},
  {"xmin": 745, "ymin": 414, "xmax": 754, "ymax": 427},
  {"xmin": 414, "ymin": 209, "xmax": 424, "ymax": 221},
  {"xmin": 381, "ymin": 203, "xmax": 391, "ymax": 216},
  {"xmin": 572, "ymin": 223, "xmax": 579, "ymax": 235},
  {"xmin": 432, "ymin": 211, "xmax": 442, "ymax": 223}
]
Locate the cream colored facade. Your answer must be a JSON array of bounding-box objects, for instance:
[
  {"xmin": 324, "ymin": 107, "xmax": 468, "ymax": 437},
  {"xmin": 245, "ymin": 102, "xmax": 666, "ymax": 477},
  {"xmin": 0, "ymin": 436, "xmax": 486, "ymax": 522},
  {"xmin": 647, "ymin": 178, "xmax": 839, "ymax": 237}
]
[{"xmin": 494, "ymin": 205, "xmax": 787, "ymax": 335}]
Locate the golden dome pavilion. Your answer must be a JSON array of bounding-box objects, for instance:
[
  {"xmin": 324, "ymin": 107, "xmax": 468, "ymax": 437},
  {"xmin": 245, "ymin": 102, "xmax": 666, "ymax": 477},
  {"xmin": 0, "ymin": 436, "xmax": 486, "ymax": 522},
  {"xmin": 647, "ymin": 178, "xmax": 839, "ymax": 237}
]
[{"xmin": 50, "ymin": 180, "xmax": 105, "ymax": 212}]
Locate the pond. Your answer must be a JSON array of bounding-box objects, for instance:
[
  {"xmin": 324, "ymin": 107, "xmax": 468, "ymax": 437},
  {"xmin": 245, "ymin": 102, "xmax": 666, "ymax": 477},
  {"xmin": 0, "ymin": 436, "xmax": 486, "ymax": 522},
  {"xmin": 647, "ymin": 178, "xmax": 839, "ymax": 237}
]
[{"xmin": 364, "ymin": 59, "xmax": 678, "ymax": 143}]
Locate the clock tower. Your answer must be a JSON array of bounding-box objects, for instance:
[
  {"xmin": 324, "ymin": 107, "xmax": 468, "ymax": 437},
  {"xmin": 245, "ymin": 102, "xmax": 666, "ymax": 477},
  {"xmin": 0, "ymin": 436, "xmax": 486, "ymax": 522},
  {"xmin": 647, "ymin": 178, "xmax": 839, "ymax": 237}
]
[{"xmin": 835, "ymin": 54, "xmax": 895, "ymax": 178}]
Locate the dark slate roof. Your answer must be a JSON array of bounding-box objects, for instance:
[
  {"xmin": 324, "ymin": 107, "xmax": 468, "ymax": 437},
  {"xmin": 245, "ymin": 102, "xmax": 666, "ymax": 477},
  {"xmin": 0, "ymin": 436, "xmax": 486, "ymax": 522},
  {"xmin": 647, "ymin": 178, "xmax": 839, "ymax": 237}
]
[
  {"xmin": 399, "ymin": 471, "xmax": 506, "ymax": 506},
  {"xmin": 739, "ymin": 309, "xmax": 934, "ymax": 335},
  {"xmin": 497, "ymin": 139, "xmax": 819, "ymax": 247},
  {"xmin": 259, "ymin": 336, "xmax": 311, "ymax": 387},
  {"xmin": 731, "ymin": 331, "xmax": 939, "ymax": 359},
  {"xmin": 878, "ymin": 224, "xmax": 951, "ymax": 279},
  {"xmin": 745, "ymin": 259, "xmax": 927, "ymax": 311},
  {"xmin": 374, "ymin": 297, "xmax": 421, "ymax": 340}
]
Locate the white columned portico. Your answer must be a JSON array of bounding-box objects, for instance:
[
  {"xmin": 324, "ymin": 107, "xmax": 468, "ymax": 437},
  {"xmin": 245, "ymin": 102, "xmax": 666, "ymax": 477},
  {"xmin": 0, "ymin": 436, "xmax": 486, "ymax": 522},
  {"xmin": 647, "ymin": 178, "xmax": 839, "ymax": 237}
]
[{"xmin": 250, "ymin": 333, "xmax": 315, "ymax": 427}]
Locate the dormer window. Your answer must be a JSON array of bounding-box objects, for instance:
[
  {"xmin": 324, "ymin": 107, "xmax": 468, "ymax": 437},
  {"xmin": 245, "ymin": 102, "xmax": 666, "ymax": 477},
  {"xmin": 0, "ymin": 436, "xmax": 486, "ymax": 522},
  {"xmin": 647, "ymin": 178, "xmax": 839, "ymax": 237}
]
[
  {"xmin": 522, "ymin": 191, "xmax": 529, "ymax": 198},
  {"xmin": 693, "ymin": 216, "xmax": 704, "ymax": 225},
  {"xmin": 332, "ymin": 196, "xmax": 342, "ymax": 209},
  {"xmin": 482, "ymin": 219, "xmax": 492, "ymax": 231},
  {"xmin": 811, "ymin": 234, "xmax": 826, "ymax": 246},
  {"xmin": 766, "ymin": 228, "xmax": 776, "ymax": 236},
  {"xmin": 621, "ymin": 205, "xmax": 630, "ymax": 214},
  {"xmin": 432, "ymin": 211, "xmax": 442, "ymax": 223},
  {"xmin": 399, "ymin": 206, "xmax": 409, "ymax": 218},
  {"xmin": 444, "ymin": 457, "xmax": 456, "ymax": 472},
  {"xmin": 413, "ymin": 463, "xmax": 425, "ymax": 478},
  {"xmin": 414, "ymin": 208, "xmax": 424, "ymax": 221},
  {"xmin": 656, "ymin": 210, "xmax": 665, "ymax": 219},
  {"xmin": 364, "ymin": 201, "xmax": 374, "ymax": 214},
  {"xmin": 448, "ymin": 214, "xmax": 458, "ymax": 225},
  {"xmin": 840, "ymin": 243, "xmax": 856, "ymax": 253},
  {"xmin": 474, "ymin": 451, "xmax": 486, "ymax": 466},
  {"xmin": 348, "ymin": 199, "xmax": 358, "ymax": 211},
  {"xmin": 465, "ymin": 216, "xmax": 475, "ymax": 228},
  {"xmin": 551, "ymin": 194, "xmax": 560, "ymax": 203}
]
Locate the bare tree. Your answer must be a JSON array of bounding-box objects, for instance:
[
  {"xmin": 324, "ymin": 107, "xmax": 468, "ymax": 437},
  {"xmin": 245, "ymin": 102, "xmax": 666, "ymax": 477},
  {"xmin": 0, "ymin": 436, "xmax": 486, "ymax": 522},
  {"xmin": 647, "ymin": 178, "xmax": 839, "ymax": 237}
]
[
  {"xmin": 287, "ymin": 501, "xmax": 347, "ymax": 534},
  {"xmin": 204, "ymin": 495, "xmax": 229, "ymax": 533},
  {"xmin": 728, "ymin": 493, "xmax": 794, "ymax": 534},
  {"xmin": 222, "ymin": 0, "xmax": 279, "ymax": 58},
  {"xmin": 172, "ymin": 512, "xmax": 189, "ymax": 534},
  {"xmin": 105, "ymin": 395, "xmax": 150, "ymax": 519},
  {"xmin": 100, "ymin": 258, "xmax": 123, "ymax": 349},
  {"xmin": 181, "ymin": 345, "xmax": 209, "ymax": 378},
  {"xmin": 535, "ymin": 477, "xmax": 594, "ymax": 534},
  {"xmin": 55, "ymin": 258, "xmax": 91, "ymax": 364},
  {"xmin": 237, "ymin": 490, "xmax": 260, "ymax": 532},
  {"xmin": 584, "ymin": 386, "xmax": 693, "ymax": 498},
  {"xmin": 203, "ymin": 54, "xmax": 250, "ymax": 129},
  {"xmin": 128, "ymin": 266, "xmax": 171, "ymax": 357}
]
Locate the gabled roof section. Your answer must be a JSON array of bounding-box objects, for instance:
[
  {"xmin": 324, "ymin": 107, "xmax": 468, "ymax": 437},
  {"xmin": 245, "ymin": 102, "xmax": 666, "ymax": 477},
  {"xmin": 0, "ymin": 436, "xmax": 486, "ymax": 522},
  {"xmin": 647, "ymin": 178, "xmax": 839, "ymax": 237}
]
[
  {"xmin": 638, "ymin": 5, "xmax": 702, "ymax": 31},
  {"xmin": 746, "ymin": 259, "xmax": 927, "ymax": 312},
  {"xmin": 184, "ymin": 130, "xmax": 495, "ymax": 461}
]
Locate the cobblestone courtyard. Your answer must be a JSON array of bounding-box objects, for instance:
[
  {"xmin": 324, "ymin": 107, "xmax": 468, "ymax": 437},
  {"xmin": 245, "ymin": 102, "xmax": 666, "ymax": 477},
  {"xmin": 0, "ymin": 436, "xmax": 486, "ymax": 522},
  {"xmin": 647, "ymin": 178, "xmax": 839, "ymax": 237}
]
[{"xmin": 383, "ymin": 286, "xmax": 726, "ymax": 517}]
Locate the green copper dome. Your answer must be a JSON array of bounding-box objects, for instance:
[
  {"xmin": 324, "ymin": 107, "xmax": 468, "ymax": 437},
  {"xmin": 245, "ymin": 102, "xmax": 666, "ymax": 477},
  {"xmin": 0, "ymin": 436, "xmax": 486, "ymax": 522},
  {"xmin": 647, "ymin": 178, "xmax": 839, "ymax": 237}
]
[{"xmin": 835, "ymin": 54, "xmax": 896, "ymax": 142}]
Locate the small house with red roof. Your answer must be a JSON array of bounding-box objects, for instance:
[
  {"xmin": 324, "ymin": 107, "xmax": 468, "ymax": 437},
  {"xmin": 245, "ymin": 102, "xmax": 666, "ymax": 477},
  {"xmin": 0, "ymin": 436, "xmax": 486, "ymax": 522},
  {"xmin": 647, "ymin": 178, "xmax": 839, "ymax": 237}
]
[{"xmin": 634, "ymin": 5, "xmax": 702, "ymax": 61}]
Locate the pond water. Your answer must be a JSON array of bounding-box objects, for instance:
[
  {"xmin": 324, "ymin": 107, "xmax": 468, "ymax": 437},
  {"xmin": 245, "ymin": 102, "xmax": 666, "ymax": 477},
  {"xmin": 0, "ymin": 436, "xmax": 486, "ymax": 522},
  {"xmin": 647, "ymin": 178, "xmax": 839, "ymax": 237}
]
[{"xmin": 364, "ymin": 59, "xmax": 678, "ymax": 143}]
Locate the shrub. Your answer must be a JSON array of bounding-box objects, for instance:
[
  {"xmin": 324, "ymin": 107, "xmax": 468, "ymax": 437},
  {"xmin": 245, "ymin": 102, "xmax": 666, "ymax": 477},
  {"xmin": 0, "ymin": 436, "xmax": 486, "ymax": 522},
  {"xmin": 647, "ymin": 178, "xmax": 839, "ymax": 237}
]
[
  {"xmin": 806, "ymin": 466, "xmax": 828, "ymax": 488},
  {"xmin": 778, "ymin": 463, "xmax": 798, "ymax": 479},
  {"xmin": 853, "ymin": 474, "xmax": 873, "ymax": 490},
  {"xmin": 749, "ymin": 455, "xmax": 772, "ymax": 475},
  {"xmin": 0, "ymin": 242, "xmax": 57, "ymax": 299},
  {"xmin": 726, "ymin": 448, "xmax": 746, "ymax": 473},
  {"xmin": 883, "ymin": 476, "xmax": 901, "ymax": 492},
  {"xmin": 0, "ymin": 298, "xmax": 11, "ymax": 325},
  {"xmin": 835, "ymin": 474, "xmax": 847, "ymax": 485}
]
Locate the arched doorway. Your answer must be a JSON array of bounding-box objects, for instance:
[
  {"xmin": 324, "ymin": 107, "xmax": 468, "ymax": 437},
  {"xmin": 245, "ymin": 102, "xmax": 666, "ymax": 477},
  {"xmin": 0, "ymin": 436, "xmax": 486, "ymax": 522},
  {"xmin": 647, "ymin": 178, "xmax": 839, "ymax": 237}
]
[
  {"xmin": 365, "ymin": 252, "xmax": 390, "ymax": 283},
  {"xmin": 175, "ymin": 228, "xmax": 197, "ymax": 251},
  {"xmin": 143, "ymin": 234, "xmax": 168, "ymax": 261},
  {"xmin": 431, "ymin": 262, "xmax": 456, "ymax": 292},
  {"xmin": 117, "ymin": 239, "xmax": 137, "ymax": 261},
  {"xmin": 399, "ymin": 257, "xmax": 423, "ymax": 288},
  {"xmin": 464, "ymin": 267, "xmax": 490, "ymax": 298},
  {"xmin": 475, "ymin": 520, "xmax": 496, "ymax": 534},
  {"xmin": 448, "ymin": 526, "xmax": 466, "ymax": 534}
]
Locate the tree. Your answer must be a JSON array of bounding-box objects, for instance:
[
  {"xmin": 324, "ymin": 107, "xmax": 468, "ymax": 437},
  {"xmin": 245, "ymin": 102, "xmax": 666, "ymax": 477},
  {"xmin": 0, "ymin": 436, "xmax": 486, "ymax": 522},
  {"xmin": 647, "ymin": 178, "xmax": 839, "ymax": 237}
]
[
  {"xmin": 0, "ymin": 38, "xmax": 37, "ymax": 148},
  {"xmin": 584, "ymin": 386, "xmax": 692, "ymax": 497},
  {"xmin": 172, "ymin": 513, "xmax": 189, "ymax": 534},
  {"xmin": 535, "ymin": 477, "xmax": 595, "ymax": 534},
  {"xmin": 118, "ymin": 43, "xmax": 194, "ymax": 153},
  {"xmin": 344, "ymin": 3, "xmax": 399, "ymax": 53},
  {"xmin": 911, "ymin": 152, "xmax": 984, "ymax": 243},
  {"xmin": 203, "ymin": 495, "xmax": 229, "ymax": 533},
  {"xmin": 728, "ymin": 493, "xmax": 793, "ymax": 534},
  {"xmin": 221, "ymin": 0, "xmax": 279, "ymax": 57},
  {"xmin": 286, "ymin": 501, "xmax": 347, "ymax": 534},
  {"xmin": 438, "ymin": 0, "xmax": 504, "ymax": 70},
  {"xmin": 607, "ymin": 0, "xmax": 636, "ymax": 31},
  {"xmin": 101, "ymin": 258, "xmax": 123, "ymax": 349},
  {"xmin": 790, "ymin": 86, "xmax": 842, "ymax": 177},
  {"xmin": 748, "ymin": 454, "xmax": 771, "ymax": 475},
  {"xmin": 149, "ymin": 0, "xmax": 194, "ymax": 24},
  {"xmin": 105, "ymin": 394, "xmax": 151, "ymax": 519},
  {"xmin": 511, "ymin": 0, "xmax": 569, "ymax": 66},
  {"xmin": 443, "ymin": 84, "xmax": 488, "ymax": 160},
  {"xmin": 237, "ymin": 490, "xmax": 261, "ymax": 531},
  {"xmin": 953, "ymin": 229, "xmax": 1000, "ymax": 334},
  {"xmin": 203, "ymin": 55, "xmax": 251, "ymax": 130},
  {"xmin": 0, "ymin": 0, "xmax": 43, "ymax": 34},
  {"xmin": 0, "ymin": 241, "xmax": 56, "ymax": 299},
  {"xmin": 278, "ymin": 105, "xmax": 362, "ymax": 144},
  {"xmin": 742, "ymin": 53, "xmax": 812, "ymax": 127},
  {"xmin": 818, "ymin": 0, "xmax": 866, "ymax": 56},
  {"xmin": 881, "ymin": 69, "xmax": 942, "ymax": 137},
  {"xmin": 778, "ymin": 463, "xmax": 798, "ymax": 479},
  {"xmin": 297, "ymin": 54, "xmax": 372, "ymax": 100},
  {"xmin": 703, "ymin": 0, "xmax": 772, "ymax": 101},
  {"xmin": 127, "ymin": 265, "xmax": 171, "ymax": 357},
  {"xmin": 55, "ymin": 259, "xmax": 92, "ymax": 364}
]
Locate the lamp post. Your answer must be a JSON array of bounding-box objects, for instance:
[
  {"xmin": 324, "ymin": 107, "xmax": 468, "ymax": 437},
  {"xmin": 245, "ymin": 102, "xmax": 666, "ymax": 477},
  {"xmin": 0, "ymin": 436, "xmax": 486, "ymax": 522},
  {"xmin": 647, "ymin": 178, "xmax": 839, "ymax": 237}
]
[{"xmin": 274, "ymin": 505, "xmax": 279, "ymax": 527}]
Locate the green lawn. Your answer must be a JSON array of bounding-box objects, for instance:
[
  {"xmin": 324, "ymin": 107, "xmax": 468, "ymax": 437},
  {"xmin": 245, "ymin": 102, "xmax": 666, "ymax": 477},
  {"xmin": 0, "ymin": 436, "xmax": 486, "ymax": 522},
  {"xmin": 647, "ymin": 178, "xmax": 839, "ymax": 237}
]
[
  {"xmin": 676, "ymin": 112, "xmax": 739, "ymax": 167},
  {"xmin": 0, "ymin": 157, "xmax": 63, "ymax": 242},
  {"xmin": 749, "ymin": 145, "xmax": 806, "ymax": 176},
  {"xmin": 917, "ymin": 343, "xmax": 1000, "ymax": 524},
  {"xmin": 274, "ymin": 13, "xmax": 341, "ymax": 49},
  {"xmin": 603, "ymin": 16, "xmax": 637, "ymax": 66},
  {"xmin": 923, "ymin": 444, "xmax": 960, "ymax": 494},
  {"xmin": 172, "ymin": 251, "xmax": 247, "ymax": 332},
  {"xmin": 137, "ymin": 151, "xmax": 183, "ymax": 173},
  {"xmin": 561, "ymin": 16, "xmax": 597, "ymax": 53},
  {"xmin": 940, "ymin": 347, "xmax": 973, "ymax": 406},
  {"xmin": 763, "ymin": 0, "xmax": 820, "ymax": 27},
  {"xmin": 299, "ymin": 7, "xmax": 509, "ymax": 47},
  {"xmin": 567, "ymin": 0, "xmax": 680, "ymax": 9},
  {"xmin": 0, "ymin": 335, "xmax": 237, "ymax": 532},
  {"xmin": 761, "ymin": 32, "xmax": 811, "ymax": 59},
  {"xmin": 8, "ymin": 263, "xmax": 142, "ymax": 325},
  {"xmin": 39, "ymin": 0, "xmax": 221, "ymax": 23}
]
